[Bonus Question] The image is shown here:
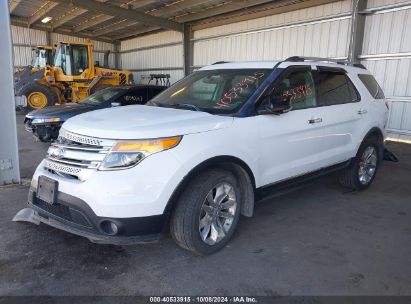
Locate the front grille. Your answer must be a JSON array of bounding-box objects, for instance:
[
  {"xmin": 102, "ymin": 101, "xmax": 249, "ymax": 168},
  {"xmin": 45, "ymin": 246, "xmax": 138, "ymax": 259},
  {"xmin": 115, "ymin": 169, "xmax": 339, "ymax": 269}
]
[
  {"xmin": 35, "ymin": 198, "xmax": 72, "ymax": 221},
  {"xmin": 34, "ymin": 198, "xmax": 92, "ymax": 228},
  {"xmin": 44, "ymin": 129, "xmax": 114, "ymax": 181},
  {"xmin": 60, "ymin": 129, "xmax": 105, "ymax": 146}
]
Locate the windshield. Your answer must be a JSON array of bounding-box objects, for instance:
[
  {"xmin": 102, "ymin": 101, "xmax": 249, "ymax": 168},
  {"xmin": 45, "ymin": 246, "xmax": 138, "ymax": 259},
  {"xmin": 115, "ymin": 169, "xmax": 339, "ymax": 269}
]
[
  {"xmin": 150, "ymin": 69, "xmax": 271, "ymax": 113},
  {"xmin": 54, "ymin": 44, "xmax": 88, "ymax": 76},
  {"xmin": 31, "ymin": 49, "xmax": 49, "ymax": 68},
  {"xmin": 80, "ymin": 88, "xmax": 126, "ymax": 105}
]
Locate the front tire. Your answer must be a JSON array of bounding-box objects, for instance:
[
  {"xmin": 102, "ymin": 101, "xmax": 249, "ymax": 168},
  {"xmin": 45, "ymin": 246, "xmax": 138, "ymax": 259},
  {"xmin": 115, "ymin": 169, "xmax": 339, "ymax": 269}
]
[
  {"xmin": 19, "ymin": 83, "xmax": 58, "ymax": 111},
  {"xmin": 339, "ymin": 136, "xmax": 382, "ymax": 190},
  {"xmin": 170, "ymin": 169, "xmax": 241, "ymax": 255}
]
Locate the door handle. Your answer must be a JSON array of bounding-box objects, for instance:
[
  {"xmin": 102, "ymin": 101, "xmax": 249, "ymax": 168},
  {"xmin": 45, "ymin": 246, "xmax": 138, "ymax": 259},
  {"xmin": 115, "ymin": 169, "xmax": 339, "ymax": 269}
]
[
  {"xmin": 308, "ymin": 117, "xmax": 322, "ymax": 124},
  {"xmin": 358, "ymin": 109, "xmax": 368, "ymax": 115}
]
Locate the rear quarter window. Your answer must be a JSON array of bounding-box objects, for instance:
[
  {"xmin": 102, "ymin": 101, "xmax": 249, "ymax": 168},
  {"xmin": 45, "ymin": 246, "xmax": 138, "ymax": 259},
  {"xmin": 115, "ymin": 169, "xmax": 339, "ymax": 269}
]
[{"xmin": 358, "ymin": 74, "xmax": 385, "ymax": 99}]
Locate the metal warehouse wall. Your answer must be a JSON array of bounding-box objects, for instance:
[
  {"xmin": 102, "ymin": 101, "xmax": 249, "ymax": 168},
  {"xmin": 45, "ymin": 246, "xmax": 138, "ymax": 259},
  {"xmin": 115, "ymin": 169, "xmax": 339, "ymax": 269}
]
[
  {"xmin": 193, "ymin": 0, "xmax": 352, "ymax": 65},
  {"xmin": 120, "ymin": 31, "xmax": 184, "ymax": 84},
  {"xmin": 361, "ymin": 0, "xmax": 411, "ymax": 140},
  {"xmin": 12, "ymin": 26, "xmax": 47, "ymax": 68},
  {"xmin": 11, "ymin": 25, "xmax": 116, "ymax": 70}
]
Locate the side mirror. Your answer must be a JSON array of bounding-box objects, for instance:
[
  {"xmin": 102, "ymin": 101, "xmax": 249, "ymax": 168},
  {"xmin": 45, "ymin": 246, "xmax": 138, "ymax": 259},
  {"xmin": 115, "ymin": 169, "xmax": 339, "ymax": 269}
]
[
  {"xmin": 111, "ymin": 102, "xmax": 121, "ymax": 107},
  {"xmin": 258, "ymin": 95, "xmax": 292, "ymax": 115}
]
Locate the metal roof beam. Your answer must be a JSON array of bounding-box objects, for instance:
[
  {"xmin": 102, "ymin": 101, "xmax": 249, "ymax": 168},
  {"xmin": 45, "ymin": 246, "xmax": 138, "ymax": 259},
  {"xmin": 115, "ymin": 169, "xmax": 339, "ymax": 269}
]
[
  {"xmin": 9, "ymin": 0, "xmax": 23, "ymax": 14},
  {"xmin": 93, "ymin": 20, "xmax": 139, "ymax": 37},
  {"xmin": 52, "ymin": 7, "xmax": 88, "ymax": 29},
  {"xmin": 28, "ymin": 1, "xmax": 59, "ymax": 25},
  {"xmin": 51, "ymin": 0, "xmax": 183, "ymax": 32},
  {"xmin": 10, "ymin": 17, "xmax": 114, "ymax": 43},
  {"xmin": 149, "ymin": 0, "xmax": 215, "ymax": 18},
  {"xmin": 73, "ymin": 15, "xmax": 114, "ymax": 33},
  {"xmin": 71, "ymin": 0, "xmax": 158, "ymax": 33},
  {"xmin": 174, "ymin": 0, "xmax": 276, "ymax": 23},
  {"xmin": 111, "ymin": 26, "xmax": 160, "ymax": 41}
]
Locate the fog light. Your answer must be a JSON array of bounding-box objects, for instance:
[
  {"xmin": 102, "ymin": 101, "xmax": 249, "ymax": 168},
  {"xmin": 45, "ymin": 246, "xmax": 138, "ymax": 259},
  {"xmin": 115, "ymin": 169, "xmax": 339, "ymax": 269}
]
[{"xmin": 99, "ymin": 220, "xmax": 119, "ymax": 235}]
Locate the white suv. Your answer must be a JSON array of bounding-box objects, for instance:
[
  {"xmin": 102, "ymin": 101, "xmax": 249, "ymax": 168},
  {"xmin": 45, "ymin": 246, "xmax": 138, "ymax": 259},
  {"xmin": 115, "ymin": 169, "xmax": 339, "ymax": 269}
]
[{"xmin": 26, "ymin": 57, "xmax": 389, "ymax": 255}]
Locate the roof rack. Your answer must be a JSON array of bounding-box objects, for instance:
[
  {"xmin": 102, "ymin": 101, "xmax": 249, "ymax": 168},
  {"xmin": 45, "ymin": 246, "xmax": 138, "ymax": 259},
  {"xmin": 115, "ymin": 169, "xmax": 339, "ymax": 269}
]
[
  {"xmin": 212, "ymin": 61, "xmax": 230, "ymax": 65},
  {"xmin": 285, "ymin": 56, "xmax": 366, "ymax": 69}
]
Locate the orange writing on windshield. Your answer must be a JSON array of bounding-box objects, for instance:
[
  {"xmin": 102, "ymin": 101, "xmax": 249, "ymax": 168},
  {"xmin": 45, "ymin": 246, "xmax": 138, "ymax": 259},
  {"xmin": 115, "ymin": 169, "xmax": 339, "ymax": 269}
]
[{"xmin": 214, "ymin": 72, "xmax": 266, "ymax": 108}]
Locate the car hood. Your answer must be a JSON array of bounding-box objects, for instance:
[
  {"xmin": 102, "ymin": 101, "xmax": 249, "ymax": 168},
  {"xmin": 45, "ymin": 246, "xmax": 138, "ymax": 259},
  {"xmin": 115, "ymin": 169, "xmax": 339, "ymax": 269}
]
[
  {"xmin": 62, "ymin": 105, "xmax": 233, "ymax": 139},
  {"xmin": 27, "ymin": 103, "xmax": 96, "ymax": 120}
]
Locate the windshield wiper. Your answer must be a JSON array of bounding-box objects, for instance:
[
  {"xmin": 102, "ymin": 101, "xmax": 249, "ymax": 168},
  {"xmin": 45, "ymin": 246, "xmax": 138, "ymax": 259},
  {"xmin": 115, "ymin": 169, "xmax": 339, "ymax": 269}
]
[
  {"xmin": 174, "ymin": 103, "xmax": 202, "ymax": 112},
  {"xmin": 147, "ymin": 100, "xmax": 158, "ymax": 106},
  {"xmin": 148, "ymin": 102, "xmax": 204, "ymax": 112}
]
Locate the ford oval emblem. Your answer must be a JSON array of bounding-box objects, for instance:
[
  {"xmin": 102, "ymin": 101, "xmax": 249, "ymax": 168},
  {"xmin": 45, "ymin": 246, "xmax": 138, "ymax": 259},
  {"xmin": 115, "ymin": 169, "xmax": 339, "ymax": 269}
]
[{"xmin": 51, "ymin": 147, "xmax": 66, "ymax": 159}]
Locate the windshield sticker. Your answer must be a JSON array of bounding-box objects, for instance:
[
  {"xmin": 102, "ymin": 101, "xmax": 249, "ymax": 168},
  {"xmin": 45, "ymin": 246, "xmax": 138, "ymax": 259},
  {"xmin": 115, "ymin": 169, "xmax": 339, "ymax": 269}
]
[
  {"xmin": 214, "ymin": 72, "xmax": 266, "ymax": 109},
  {"xmin": 282, "ymin": 84, "xmax": 312, "ymax": 102}
]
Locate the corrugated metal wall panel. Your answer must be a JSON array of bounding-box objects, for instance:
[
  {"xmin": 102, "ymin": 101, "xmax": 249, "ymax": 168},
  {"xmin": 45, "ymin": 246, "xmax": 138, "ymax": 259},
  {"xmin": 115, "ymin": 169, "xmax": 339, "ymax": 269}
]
[
  {"xmin": 193, "ymin": 18, "xmax": 351, "ymax": 66},
  {"xmin": 193, "ymin": 0, "xmax": 352, "ymax": 39},
  {"xmin": 361, "ymin": 3, "xmax": 411, "ymax": 138},
  {"xmin": 120, "ymin": 31, "xmax": 183, "ymax": 84},
  {"xmin": 12, "ymin": 46, "xmax": 34, "ymax": 67},
  {"xmin": 193, "ymin": 1, "xmax": 352, "ymax": 68},
  {"xmin": 11, "ymin": 25, "xmax": 47, "ymax": 68},
  {"xmin": 367, "ymin": 0, "xmax": 410, "ymax": 9},
  {"xmin": 362, "ymin": 9, "xmax": 411, "ymax": 54},
  {"xmin": 11, "ymin": 25, "xmax": 47, "ymax": 45},
  {"xmin": 120, "ymin": 31, "xmax": 183, "ymax": 51}
]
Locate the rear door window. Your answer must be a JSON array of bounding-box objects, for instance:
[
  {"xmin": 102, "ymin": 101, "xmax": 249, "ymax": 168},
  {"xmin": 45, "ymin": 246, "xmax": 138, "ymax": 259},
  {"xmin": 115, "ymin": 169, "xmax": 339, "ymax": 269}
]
[
  {"xmin": 316, "ymin": 69, "xmax": 360, "ymax": 106},
  {"xmin": 358, "ymin": 74, "xmax": 385, "ymax": 99}
]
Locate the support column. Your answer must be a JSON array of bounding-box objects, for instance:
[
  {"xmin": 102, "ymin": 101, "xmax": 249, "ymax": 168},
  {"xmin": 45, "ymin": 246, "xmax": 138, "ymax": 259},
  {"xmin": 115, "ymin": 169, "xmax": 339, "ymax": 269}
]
[
  {"xmin": 348, "ymin": 0, "xmax": 368, "ymax": 62},
  {"xmin": 0, "ymin": 0, "xmax": 20, "ymax": 184},
  {"xmin": 46, "ymin": 30, "xmax": 52, "ymax": 46},
  {"xmin": 114, "ymin": 42, "xmax": 121, "ymax": 70},
  {"xmin": 183, "ymin": 23, "xmax": 194, "ymax": 76}
]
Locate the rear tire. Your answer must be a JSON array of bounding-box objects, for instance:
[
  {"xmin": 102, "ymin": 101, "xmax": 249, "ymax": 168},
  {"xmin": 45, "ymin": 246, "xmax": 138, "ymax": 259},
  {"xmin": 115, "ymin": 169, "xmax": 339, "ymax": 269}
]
[
  {"xmin": 19, "ymin": 83, "xmax": 58, "ymax": 111},
  {"xmin": 339, "ymin": 136, "xmax": 382, "ymax": 190},
  {"xmin": 170, "ymin": 169, "xmax": 241, "ymax": 255}
]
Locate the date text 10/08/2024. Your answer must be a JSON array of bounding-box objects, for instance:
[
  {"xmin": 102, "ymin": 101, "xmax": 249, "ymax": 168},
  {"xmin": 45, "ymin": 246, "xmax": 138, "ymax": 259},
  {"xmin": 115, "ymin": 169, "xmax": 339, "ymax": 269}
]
[{"xmin": 149, "ymin": 296, "xmax": 258, "ymax": 303}]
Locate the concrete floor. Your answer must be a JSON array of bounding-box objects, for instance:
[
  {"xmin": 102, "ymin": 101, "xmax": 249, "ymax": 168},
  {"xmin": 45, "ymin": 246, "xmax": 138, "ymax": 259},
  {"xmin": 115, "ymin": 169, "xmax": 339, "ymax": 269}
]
[{"xmin": 0, "ymin": 114, "xmax": 410, "ymax": 296}]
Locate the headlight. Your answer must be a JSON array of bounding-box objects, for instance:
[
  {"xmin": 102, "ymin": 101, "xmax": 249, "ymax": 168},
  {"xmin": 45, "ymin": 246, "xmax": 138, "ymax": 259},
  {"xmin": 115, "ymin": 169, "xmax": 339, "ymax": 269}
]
[
  {"xmin": 99, "ymin": 136, "xmax": 182, "ymax": 170},
  {"xmin": 32, "ymin": 117, "xmax": 61, "ymax": 124}
]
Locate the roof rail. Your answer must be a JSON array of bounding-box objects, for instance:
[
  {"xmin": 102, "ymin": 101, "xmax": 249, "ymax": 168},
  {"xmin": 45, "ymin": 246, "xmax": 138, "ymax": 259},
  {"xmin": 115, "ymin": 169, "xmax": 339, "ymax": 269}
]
[
  {"xmin": 284, "ymin": 56, "xmax": 366, "ymax": 69},
  {"xmin": 212, "ymin": 61, "xmax": 230, "ymax": 65}
]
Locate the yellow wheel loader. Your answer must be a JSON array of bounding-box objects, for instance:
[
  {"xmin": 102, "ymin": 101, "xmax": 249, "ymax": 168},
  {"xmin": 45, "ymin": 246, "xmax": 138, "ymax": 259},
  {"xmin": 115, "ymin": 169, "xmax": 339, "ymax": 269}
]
[
  {"xmin": 14, "ymin": 45, "xmax": 54, "ymax": 96},
  {"xmin": 15, "ymin": 40, "xmax": 133, "ymax": 111}
]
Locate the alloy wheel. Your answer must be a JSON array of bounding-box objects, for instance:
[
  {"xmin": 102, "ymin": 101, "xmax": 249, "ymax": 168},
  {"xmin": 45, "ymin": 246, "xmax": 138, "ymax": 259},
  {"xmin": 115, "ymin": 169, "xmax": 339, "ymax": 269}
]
[
  {"xmin": 358, "ymin": 146, "xmax": 377, "ymax": 185},
  {"xmin": 198, "ymin": 182, "xmax": 237, "ymax": 245}
]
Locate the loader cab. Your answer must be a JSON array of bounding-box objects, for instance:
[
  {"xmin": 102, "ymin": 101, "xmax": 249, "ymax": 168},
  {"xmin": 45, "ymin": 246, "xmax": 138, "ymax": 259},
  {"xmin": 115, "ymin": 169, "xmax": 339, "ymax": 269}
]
[
  {"xmin": 53, "ymin": 42, "xmax": 94, "ymax": 80},
  {"xmin": 31, "ymin": 46, "xmax": 54, "ymax": 68}
]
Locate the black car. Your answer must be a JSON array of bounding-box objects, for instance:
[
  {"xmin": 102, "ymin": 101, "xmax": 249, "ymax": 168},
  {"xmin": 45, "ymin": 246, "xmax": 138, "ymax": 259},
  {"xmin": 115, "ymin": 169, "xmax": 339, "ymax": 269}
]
[{"xmin": 24, "ymin": 85, "xmax": 167, "ymax": 142}]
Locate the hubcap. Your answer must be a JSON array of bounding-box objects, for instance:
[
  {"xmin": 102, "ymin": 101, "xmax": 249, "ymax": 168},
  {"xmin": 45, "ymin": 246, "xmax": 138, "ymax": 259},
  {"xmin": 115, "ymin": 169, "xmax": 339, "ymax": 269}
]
[
  {"xmin": 199, "ymin": 182, "xmax": 237, "ymax": 245},
  {"xmin": 358, "ymin": 146, "xmax": 377, "ymax": 185},
  {"xmin": 27, "ymin": 92, "xmax": 47, "ymax": 109}
]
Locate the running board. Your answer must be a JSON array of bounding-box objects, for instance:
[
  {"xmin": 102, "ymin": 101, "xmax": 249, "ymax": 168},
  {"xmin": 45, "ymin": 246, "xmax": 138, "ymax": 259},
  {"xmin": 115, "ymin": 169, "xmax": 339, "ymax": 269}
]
[{"xmin": 256, "ymin": 160, "xmax": 351, "ymax": 201}]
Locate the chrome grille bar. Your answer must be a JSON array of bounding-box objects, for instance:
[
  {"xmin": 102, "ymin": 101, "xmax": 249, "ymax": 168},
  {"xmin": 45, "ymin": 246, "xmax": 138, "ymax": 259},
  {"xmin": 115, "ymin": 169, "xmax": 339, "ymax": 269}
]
[{"xmin": 44, "ymin": 129, "xmax": 114, "ymax": 181}]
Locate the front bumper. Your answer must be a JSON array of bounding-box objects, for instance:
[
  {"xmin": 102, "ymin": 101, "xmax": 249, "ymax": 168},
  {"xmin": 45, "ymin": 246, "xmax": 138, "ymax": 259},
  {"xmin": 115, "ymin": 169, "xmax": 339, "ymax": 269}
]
[
  {"xmin": 24, "ymin": 118, "xmax": 62, "ymax": 141},
  {"xmin": 27, "ymin": 188, "xmax": 166, "ymax": 244}
]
